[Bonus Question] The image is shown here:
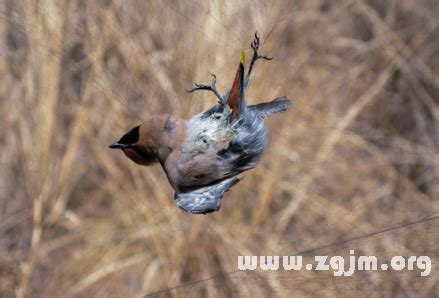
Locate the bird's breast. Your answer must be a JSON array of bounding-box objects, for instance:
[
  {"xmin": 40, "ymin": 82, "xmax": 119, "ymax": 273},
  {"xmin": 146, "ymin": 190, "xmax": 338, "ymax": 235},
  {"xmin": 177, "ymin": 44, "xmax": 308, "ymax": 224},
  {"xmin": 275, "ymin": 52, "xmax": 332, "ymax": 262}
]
[{"xmin": 163, "ymin": 111, "xmax": 267, "ymax": 190}]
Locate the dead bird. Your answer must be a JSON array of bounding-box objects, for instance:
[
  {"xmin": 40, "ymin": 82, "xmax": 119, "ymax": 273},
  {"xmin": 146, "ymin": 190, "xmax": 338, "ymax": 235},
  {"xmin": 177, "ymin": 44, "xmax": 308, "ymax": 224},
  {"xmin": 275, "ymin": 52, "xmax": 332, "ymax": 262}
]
[{"xmin": 109, "ymin": 32, "xmax": 291, "ymax": 214}]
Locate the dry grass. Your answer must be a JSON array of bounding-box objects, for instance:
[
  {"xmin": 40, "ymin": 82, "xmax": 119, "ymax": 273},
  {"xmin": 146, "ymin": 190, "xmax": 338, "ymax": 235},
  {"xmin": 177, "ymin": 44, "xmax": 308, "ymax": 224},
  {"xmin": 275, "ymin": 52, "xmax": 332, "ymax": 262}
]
[{"xmin": 1, "ymin": 0, "xmax": 439, "ymax": 297}]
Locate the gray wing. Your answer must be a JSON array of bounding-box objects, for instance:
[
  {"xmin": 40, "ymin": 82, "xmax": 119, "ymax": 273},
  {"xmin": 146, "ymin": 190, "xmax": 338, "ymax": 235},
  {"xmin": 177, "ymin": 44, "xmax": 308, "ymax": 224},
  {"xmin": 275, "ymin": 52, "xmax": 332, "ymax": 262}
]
[
  {"xmin": 248, "ymin": 96, "xmax": 291, "ymax": 119},
  {"xmin": 175, "ymin": 176, "xmax": 241, "ymax": 214}
]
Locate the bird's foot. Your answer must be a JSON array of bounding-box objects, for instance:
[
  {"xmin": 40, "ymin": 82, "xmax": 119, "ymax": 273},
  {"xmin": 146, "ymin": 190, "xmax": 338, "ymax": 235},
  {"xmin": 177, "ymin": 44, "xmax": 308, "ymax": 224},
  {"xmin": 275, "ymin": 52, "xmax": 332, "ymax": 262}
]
[
  {"xmin": 247, "ymin": 32, "xmax": 273, "ymax": 80},
  {"xmin": 186, "ymin": 73, "xmax": 225, "ymax": 105}
]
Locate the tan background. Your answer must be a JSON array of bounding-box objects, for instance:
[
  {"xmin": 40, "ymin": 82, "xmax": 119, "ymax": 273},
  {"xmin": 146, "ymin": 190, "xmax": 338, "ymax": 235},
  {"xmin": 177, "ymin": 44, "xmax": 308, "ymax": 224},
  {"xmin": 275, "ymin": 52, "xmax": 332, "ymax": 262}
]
[{"xmin": 1, "ymin": 0, "xmax": 438, "ymax": 297}]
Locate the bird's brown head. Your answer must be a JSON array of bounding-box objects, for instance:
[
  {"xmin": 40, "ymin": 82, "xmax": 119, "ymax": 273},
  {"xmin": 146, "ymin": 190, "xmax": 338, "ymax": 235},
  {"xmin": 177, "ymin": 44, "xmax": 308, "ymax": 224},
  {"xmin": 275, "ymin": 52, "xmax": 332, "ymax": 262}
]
[{"xmin": 109, "ymin": 115, "xmax": 180, "ymax": 166}]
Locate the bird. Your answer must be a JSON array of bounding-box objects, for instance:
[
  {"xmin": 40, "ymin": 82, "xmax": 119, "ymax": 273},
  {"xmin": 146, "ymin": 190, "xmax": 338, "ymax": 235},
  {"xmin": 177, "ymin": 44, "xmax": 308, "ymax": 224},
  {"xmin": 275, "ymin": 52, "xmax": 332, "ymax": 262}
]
[{"xmin": 109, "ymin": 32, "xmax": 291, "ymax": 214}]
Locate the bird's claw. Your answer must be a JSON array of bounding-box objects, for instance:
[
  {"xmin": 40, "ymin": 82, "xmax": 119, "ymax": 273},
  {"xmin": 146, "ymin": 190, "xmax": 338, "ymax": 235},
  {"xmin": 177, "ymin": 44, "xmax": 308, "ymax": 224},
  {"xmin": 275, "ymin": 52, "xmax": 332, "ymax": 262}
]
[
  {"xmin": 186, "ymin": 73, "xmax": 225, "ymax": 104},
  {"xmin": 247, "ymin": 32, "xmax": 273, "ymax": 80},
  {"xmin": 251, "ymin": 32, "xmax": 273, "ymax": 60}
]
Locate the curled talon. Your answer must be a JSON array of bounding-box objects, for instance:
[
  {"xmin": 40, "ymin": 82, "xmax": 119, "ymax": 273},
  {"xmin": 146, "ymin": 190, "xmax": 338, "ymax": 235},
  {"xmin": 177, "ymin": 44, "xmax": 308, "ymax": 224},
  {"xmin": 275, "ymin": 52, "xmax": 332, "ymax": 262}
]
[
  {"xmin": 258, "ymin": 55, "xmax": 273, "ymax": 61},
  {"xmin": 246, "ymin": 31, "xmax": 273, "ymax": 83},
  {"xmin": 210, "ymin": 73, "xmax": 217, "ymax": 86},
  {"xmin": 251, "ymin": 31, "xmax": 260, "ymax": 51},
  {"xmin": 186, "ymin": 73, "xmax": 224, "ymax": 103}
]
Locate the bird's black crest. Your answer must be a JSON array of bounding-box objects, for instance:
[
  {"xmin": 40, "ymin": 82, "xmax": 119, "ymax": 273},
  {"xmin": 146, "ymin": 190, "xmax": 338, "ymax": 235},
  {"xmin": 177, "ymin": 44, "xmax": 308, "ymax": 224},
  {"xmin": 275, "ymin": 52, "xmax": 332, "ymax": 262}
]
[{"xmin": 118, "ymin": 126, "xmax": 140, "ymax": 145}]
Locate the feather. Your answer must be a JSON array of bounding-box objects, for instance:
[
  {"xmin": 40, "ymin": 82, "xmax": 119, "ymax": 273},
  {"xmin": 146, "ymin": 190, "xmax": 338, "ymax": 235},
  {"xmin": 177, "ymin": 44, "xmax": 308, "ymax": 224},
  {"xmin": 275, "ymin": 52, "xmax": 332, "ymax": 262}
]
[
  {"xmin": 248, "ymin": 96, "xmax": 291, "ymax": 118},
  {"xmin": 175, "ymin": 176, "xmax": 242, "ymax": 214}
]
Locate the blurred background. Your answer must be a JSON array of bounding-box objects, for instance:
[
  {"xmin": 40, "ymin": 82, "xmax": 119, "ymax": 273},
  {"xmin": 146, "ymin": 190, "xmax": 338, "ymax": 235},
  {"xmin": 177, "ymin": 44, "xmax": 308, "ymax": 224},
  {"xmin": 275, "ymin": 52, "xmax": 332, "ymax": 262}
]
[{"xmin": 1, "ymin": 0, "xmax": 438, "ymax": 297}]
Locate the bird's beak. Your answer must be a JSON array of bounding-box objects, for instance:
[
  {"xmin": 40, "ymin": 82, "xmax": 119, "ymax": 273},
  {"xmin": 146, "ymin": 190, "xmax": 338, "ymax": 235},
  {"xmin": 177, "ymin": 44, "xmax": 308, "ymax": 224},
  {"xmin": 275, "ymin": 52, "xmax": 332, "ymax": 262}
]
[{"xmin": 108, "ymin": 142, "xmax": 130, "ymax": 149}]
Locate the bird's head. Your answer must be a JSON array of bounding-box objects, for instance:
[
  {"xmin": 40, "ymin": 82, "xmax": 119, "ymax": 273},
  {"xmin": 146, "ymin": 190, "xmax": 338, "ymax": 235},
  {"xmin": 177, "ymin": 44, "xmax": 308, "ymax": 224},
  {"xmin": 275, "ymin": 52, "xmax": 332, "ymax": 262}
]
[{"xmin": 109, "ymin": 115, "xmax": 175, "ymax": 166}]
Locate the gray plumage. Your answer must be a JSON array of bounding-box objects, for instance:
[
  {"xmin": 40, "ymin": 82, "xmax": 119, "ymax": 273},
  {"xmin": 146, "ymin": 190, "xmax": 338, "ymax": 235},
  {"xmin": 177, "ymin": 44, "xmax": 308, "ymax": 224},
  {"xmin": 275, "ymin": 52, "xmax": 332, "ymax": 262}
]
[
  {"xmin": 249, "ymin": 96, "xmax": 291, "ymax": 119},
  {"xmin": 171, "ymin": 62, "xmax": 290, "ymax": 212},
  {"xmin": 175, "ymin": 176, "xmax": 241, "ymax": 214},
  {"xmin": 109, "ymin": 32, "xmax": 291, "ymax": 214}
]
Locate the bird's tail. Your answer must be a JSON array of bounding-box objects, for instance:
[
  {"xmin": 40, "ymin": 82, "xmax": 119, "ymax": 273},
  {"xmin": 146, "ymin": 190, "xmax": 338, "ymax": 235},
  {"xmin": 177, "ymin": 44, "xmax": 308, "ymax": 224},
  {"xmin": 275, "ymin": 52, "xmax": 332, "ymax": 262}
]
[{"xmin": 248, "ymin": 96, "xmax": 292, "ymax": 119}]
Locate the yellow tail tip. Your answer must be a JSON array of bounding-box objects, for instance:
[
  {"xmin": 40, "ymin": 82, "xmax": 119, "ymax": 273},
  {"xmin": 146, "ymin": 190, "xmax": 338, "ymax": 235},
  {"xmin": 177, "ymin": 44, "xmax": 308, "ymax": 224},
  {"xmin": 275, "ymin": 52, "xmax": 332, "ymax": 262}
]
[{"xmin": 240, "ymin": 49, "xmax": 245, "ymax": 65}]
